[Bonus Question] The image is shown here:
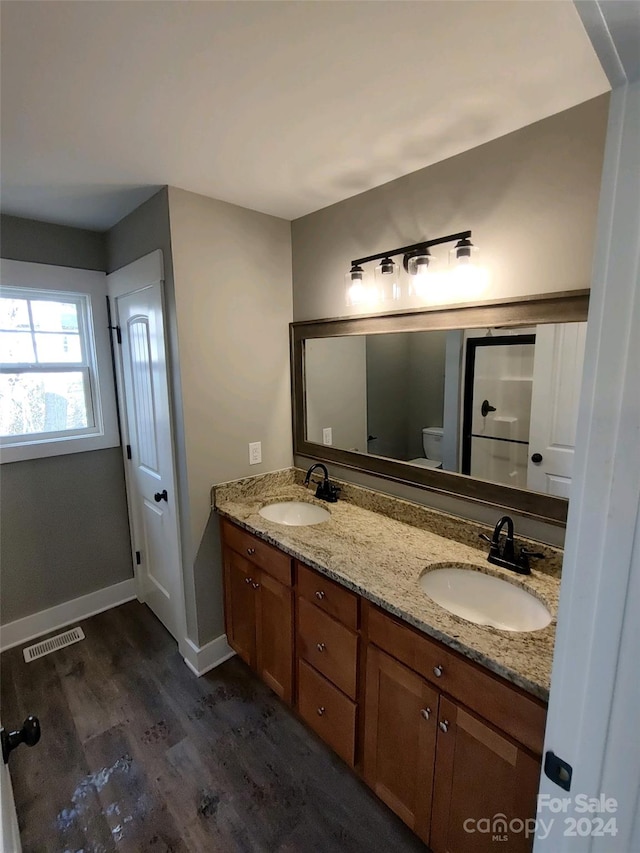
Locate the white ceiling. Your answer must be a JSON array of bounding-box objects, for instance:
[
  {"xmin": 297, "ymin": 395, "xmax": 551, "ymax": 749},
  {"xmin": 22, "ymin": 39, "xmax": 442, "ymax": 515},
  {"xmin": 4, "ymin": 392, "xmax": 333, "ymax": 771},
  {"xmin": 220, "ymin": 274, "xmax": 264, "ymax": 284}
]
[{"xmin": 0, "ymin": 1, "xmax": 609, "ymax": 231}]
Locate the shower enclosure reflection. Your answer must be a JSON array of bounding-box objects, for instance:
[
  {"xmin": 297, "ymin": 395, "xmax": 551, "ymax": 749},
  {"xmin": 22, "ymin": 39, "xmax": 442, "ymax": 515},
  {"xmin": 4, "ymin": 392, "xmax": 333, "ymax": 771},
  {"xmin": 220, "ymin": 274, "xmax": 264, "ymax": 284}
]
[{"xmin": 304, "ymin": 322, "xmax": 587, "ymax": 497}]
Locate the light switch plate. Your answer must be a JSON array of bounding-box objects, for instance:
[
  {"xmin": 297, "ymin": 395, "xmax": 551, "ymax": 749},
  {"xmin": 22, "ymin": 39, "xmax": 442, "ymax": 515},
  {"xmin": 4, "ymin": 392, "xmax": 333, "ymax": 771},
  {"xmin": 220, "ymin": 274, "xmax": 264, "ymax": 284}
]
[
  {"xmin": 249, "ymin": 441, "xmax": 262, "ymax": 465},
  {"xmin": 322, "ymin": 427, "xmax": 333, "ymax": 446}
]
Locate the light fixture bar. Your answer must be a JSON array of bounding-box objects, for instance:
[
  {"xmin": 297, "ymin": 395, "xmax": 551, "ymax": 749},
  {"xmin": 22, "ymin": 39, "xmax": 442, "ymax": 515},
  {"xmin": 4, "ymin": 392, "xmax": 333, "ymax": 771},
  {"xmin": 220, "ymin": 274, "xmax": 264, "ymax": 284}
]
[{"xmin": 351, "ymin": 230, "xmax": 472, "ymax": 267}]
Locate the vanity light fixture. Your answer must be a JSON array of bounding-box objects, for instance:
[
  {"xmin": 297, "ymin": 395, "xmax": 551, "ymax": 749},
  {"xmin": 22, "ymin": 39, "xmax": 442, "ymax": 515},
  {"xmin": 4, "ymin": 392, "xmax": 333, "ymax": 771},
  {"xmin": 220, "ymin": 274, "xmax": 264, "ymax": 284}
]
[{"xmin": 345, "ymin": 229, "xmax": 483, "ymax": 307}]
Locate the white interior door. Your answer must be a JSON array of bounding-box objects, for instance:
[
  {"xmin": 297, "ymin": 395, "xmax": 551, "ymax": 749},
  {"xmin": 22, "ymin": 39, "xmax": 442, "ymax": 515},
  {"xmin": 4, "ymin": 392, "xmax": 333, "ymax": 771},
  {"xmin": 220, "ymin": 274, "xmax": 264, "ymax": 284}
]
[
  {"xmin": 107, "ymin": 251, "xmax": 185, "ymax": 643},
  {"xmin": 527, "ymin": 322, "xmax": 587, "ymax": 497}
]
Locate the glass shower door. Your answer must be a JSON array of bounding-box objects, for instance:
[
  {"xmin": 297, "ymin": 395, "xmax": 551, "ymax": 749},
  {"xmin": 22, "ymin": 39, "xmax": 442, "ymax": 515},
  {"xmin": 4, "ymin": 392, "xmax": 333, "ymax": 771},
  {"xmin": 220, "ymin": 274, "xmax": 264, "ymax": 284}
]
[{"xmin": 461, "ymin": 335, "xmax": 535, "ymax": 489}]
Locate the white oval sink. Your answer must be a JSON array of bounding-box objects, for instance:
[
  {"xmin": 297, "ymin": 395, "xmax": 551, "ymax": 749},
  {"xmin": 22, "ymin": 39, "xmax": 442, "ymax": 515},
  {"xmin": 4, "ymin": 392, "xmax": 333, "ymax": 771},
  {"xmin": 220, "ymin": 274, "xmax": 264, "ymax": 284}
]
[
  {"xmin": 419, "ymin": 566, "xmax": 551, "ymax": 632},
  {"xmin": 259, "ymin": 501, "xmax": 331, "ymax": 526}
]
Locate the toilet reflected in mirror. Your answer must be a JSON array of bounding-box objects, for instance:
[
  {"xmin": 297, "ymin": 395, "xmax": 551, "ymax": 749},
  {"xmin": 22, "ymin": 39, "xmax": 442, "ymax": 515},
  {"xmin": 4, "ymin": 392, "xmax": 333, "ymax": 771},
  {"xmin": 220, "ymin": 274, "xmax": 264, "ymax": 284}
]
[{"xmin": 408, "ymin": 427, "xmax": 443, "ymax": 469}]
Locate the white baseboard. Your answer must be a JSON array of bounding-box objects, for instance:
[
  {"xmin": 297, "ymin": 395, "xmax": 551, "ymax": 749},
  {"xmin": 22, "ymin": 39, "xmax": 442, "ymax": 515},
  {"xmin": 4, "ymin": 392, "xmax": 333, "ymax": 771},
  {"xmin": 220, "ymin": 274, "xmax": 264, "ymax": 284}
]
[
  {"xmin": 0, "ymin": 578, "xmax": 137, "ymax": 653},
  {"xmin": 182, "ymin": 634, "xmax": 235, "ymax": 677}
]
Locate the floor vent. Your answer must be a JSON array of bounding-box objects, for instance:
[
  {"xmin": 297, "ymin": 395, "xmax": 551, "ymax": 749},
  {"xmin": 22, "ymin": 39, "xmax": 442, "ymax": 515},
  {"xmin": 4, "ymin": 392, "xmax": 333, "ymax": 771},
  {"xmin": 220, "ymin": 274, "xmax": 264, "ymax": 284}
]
[{"xmin": 23, "ymin": 627, "xmax": 85, "ymax": 662}]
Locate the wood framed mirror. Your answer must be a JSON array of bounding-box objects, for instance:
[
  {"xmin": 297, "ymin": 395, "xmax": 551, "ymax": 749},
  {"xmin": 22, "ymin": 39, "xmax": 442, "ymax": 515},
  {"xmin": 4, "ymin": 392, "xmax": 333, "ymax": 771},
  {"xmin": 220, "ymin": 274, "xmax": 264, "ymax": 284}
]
[{"xmin": 290, "ymin": 290, "xmax": 590, "ymax": 525}]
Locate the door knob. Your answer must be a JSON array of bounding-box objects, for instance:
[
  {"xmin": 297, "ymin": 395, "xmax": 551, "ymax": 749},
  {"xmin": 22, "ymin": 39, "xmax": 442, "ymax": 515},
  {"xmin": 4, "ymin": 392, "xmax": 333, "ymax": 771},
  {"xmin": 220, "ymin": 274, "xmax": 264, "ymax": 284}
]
[
  {"xmin": 421, "ymin": 708, "xmax": 431, "ymax": 721},
  {"xmin": 154, "ymin": 490, "xmax": 168, "ymax": 502},
  {"xmin": 531, "ymin": 453, "xmax": 543, "ymax": 464},
  {"xmin": 433, "ymin": 665, "xmax": 443, "ymax": 678},
  {"xmin": 439, "ymin": 720, "xmax": 449, "ymax": 733},
  {"xmin": 481, "ymin": 399, "xmax": 497, "ymax": 417},
  {"xmin": 1, "ymin": 716, "xmax": 41, "ymax": 764}
]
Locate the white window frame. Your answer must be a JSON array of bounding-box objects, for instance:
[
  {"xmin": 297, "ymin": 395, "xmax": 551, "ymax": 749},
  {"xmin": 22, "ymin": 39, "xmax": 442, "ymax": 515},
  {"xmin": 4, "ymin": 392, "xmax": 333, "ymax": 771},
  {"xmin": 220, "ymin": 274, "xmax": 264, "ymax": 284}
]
[{"xmin": 0, "ymin": 259, "xmax": 119, "ymax": 463}]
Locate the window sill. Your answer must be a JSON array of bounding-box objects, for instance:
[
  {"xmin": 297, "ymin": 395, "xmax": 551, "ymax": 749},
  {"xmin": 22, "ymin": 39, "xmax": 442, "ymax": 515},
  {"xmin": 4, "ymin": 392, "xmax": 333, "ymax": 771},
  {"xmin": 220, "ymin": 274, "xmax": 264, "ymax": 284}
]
[{"xmin": 0, "ymin": 430, "xmax": 120, "ymax": 464}]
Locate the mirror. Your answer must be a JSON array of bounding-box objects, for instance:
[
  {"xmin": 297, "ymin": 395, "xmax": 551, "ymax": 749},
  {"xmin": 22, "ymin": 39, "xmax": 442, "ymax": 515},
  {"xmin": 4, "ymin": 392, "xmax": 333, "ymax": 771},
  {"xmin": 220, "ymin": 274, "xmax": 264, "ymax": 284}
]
[{"xmin": 291, "ymin": 291, "xmax": 590, "ymax": 524}]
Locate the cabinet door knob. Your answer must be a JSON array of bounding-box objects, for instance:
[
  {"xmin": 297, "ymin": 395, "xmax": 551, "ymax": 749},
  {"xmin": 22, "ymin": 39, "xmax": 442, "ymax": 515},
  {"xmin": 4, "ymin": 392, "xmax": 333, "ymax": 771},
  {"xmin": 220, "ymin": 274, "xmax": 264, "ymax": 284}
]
[
  {"xmin": 316, "ymin": 642, "xmax": 326, "ymax": 652},
  {"xmin": 433, "ymin": 665, "xmax": 443, "ymax": 678},
  {"xmin": 252, "ymin": 582, "xmax": 260, "ymax": 590},
  {"xmin": 317, "ymin": 706, "xmax": 325, "ymax": 716},
  {"xmin": 421, "ymin": 707, "xmax": 431, "ymax": 721},
  {"xmin": 245, "ymin": 577, "xmax": 253, "ymax": 585},
  {"xmin": 247, "ymin": 547, "xmax": 256, "ymax": 555},
  {"xmin": 315, "ymin": 590, "xmax": 325, "ymax": 600},
  {"xmin": 439, "ymin": 720, "xmax": 449, "ymax": 733}
]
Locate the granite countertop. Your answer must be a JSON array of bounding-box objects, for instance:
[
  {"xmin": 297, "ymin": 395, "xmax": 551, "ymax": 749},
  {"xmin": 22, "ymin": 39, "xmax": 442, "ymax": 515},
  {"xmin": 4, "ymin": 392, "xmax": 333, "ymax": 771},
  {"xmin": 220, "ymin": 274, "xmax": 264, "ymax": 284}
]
[{"xmin": 213, "ymin": 469, "xmax": 561, "ymax": 702}]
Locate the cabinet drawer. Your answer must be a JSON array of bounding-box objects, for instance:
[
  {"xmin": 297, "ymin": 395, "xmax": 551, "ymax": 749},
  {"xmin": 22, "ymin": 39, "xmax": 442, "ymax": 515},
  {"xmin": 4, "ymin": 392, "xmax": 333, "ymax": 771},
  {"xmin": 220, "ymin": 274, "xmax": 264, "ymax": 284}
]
[
  {"xmin": 221, "ymin": 519, "xmax": 292, "ymax": 586},
  {"xmin": 367, "ymin": 603, "xmax": 547, "ymax": 755},
  {"xmin": 298, "ymin": 659, "xmax": 356, "ymax": 766},
  {"xmin": 297, "ymin": 562, "xmax": 359, "ymax": 630},
  {"xmin": 298, "ymin": 597, "xmax": 358, "ymax": 699}
]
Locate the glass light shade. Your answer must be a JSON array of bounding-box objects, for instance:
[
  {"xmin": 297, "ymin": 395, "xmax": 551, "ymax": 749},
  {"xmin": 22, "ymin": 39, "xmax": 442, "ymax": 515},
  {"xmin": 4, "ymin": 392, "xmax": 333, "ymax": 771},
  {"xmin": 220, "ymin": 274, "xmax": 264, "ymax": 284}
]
[
  {"xmin": 448, "ymin": 244, "xmax": 489, "ymax": 295},
  {"xmin": 374, "ymin": 260, "xmax": 401, "ymax": 301},
  {"xmin": 407, "ymin": 253, "xmax": 438, "ymax": 301},
  {"xmin": 345, "ymin": 268, "xmax": 380, "ymax": 308}
]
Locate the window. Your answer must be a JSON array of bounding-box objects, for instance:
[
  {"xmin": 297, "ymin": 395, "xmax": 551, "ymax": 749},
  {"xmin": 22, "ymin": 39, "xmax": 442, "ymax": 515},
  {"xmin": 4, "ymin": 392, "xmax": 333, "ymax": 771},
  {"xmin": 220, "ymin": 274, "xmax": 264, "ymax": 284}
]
[{"xmin": 0, "ymin": 260, "xmax": 119, "ymax": 462}]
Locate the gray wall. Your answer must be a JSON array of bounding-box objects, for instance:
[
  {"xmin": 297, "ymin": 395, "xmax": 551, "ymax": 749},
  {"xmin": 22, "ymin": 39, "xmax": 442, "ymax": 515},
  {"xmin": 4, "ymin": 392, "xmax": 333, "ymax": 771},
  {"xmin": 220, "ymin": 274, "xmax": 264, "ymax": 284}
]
[
  {"xmin": 306, "ymin": 337, "xmax": 367, "ymax": 451},
  {"xmin": 0, "ymin": 215, "xmax": 132, "ymax": 625},
  {"xmin": 406, "ymin": 331, "xmax": 447, "ymax": 459},
  {"xmin": 1, "ymin": 213, "xmax": 106, "ymax": 271},
  {"xmin": 365, "ymin": 331, "xmax": 447, "ymax": 461},
  {"xmin": 292, "ymin": 96, "xmax": 610, "ymax": 545},
  {"xmin": 366, "ymin": 335, "xmax": 410, "ymax": 460},
  {"xmin": 167, "ymin": 186, "xmax": 293, "ymax": 645},
  {"xmin": 0, "ymin": 450, "xmax": 132, "ymax": 623},
  {"xmin": 292, "ymin": 95, "xmax": 609, "ymax": 321}
]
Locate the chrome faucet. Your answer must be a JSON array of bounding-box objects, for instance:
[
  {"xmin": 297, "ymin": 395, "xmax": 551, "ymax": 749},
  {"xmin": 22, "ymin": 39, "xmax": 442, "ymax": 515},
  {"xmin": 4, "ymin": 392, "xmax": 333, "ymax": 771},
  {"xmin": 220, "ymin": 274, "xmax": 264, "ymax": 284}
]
[
  {"xmin": 304, "ymin": 464, "xmax": 340, "ymax": 503},
  {"xmin": 480, "ymin": 515, "xmax": 544, "ymax": 575}
]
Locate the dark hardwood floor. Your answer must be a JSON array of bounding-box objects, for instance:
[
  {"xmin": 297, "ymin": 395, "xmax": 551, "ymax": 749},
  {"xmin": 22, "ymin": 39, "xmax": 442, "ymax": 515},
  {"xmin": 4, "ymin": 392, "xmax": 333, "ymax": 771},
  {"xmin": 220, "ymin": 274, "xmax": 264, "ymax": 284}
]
[{"xmin": 1, "ymin": 601, "xmax": 427, "ymax": 853}]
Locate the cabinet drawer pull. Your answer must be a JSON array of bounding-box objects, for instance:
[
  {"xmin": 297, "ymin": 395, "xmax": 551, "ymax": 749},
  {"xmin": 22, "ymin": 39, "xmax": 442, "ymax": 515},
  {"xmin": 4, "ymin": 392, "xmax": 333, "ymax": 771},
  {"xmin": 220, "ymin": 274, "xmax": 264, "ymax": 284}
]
[
  {"xmin": 439, "ymin": 720, "xmax": 449, "ymax": 733},
  {"xmin": 433, "ymin": 665, "xmax": 444, "ymax": 678},
  {"xmin": 317, "ymin": 706, "xmax": 325, "ymax": 716},
  {"xmin": 245, "ymin": 577, "xmax": 253, "ymax": 585},
  {"xmin": 252, "ymin": 582, "xmax": 260, "ymax": 590},
  {"xmin": 315, "ymin": 590, "xmax": 325, "ymax": 600},
  {"xmin": 421, "ymin": 707, "xmax": 431, "ymax": 721},
  {"xmin": 316, "ymin": 642, "xmax": 326, "ymax": 652},
  {"xmin": 246, "ymin": 547, "xmax": 256, "ymax": 555}
]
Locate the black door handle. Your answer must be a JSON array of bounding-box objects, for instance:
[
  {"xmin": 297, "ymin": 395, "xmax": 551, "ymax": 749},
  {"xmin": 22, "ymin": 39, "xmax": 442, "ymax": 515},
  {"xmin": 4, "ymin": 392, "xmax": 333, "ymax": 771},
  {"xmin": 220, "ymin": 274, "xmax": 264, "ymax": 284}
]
[
  {"xmin": 531, "ymin": 453, "xmax": 543, "ymax": 464},
  {"xmin": 154, "ymin": 490, "xmax": 168, "ymax": 502},
  {"xmin": 1, "ymin": 716, "xmax": 41, "ymax": 764},
  {"xmin": 481, "ymin": 399, "xmax": 497, "ymax": 417}
]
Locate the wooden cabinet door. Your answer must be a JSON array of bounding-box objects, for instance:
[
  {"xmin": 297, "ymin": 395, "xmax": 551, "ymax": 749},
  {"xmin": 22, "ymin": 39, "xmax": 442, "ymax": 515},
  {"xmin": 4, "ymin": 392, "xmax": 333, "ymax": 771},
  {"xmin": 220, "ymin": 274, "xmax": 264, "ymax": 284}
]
[
  {"xmin": 363, "ymin": 645, "xmax": 439, "ymax": 845},
  {"xmin": 223, "ymin": 548, "xmax": 256, "ymax": 668},
  {"xmin": 431, "ymin": 696, "xmax": 541, "ymax": 853},
  {"xmin": 256, "ymin": 570, "xmax": 293, "ymax": 703}
]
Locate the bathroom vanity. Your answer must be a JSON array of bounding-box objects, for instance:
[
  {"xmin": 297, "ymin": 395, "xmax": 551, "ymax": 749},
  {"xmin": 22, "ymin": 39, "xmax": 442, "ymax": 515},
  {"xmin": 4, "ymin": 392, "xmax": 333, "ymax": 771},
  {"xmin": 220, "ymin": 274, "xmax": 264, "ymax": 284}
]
[{"xmin": 216, "ymin": 469, "xmax": 560, "ymax": 852}]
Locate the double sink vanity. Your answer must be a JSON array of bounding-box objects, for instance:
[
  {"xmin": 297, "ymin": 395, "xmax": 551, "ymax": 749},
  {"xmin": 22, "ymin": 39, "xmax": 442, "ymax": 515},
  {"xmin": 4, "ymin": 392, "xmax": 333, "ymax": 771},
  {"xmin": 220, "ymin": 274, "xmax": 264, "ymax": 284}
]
[{"xmin": 214, "ymin": 466, "xmax": 562, "ymax": 852}]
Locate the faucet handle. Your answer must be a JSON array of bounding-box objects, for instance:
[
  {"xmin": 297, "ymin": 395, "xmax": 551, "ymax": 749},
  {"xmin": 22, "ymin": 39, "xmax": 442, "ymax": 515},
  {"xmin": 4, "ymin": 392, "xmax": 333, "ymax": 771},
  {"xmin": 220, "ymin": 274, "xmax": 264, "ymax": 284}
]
[
  {"xmin": 520, "ymin": 548, "xmax": 545, "ymax": 560},
  {"xmin": 479, "ymin": 533, "xmax": 493, "ymax": 544}
]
